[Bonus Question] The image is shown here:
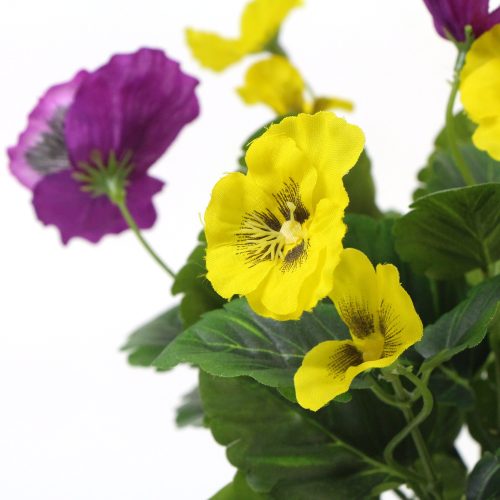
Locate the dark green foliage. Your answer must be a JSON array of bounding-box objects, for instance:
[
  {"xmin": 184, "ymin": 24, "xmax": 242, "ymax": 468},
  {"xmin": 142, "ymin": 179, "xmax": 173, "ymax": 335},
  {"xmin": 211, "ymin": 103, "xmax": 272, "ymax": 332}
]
[
  {"xmin": 121, "ymin": 305, "xmax": 183, "ymax": 367},
  {"xmin": 171, "ymin": 232, "xmax": 225, "ymax": 327},
  {"xmin": 394, "ymin": 184, "xmax": 500, "ymax": 279},
  {"xmin": 466, "ymin": 450, "xmax": 500, "ymax": 500}
]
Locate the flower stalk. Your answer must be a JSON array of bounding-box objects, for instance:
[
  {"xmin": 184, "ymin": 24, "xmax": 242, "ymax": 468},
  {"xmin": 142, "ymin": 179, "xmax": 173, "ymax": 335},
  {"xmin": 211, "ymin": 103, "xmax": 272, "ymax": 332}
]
[
  {"xmin": 115, "ymin": 197, "xmax": 176, "ymax": 280},
  {"xmin": 383, "ymin": 367, "xmax": 442, "ymax": 500},
  {"xmin": 445, "ymin": 27, "xmax": 475, "ymax": 186}
]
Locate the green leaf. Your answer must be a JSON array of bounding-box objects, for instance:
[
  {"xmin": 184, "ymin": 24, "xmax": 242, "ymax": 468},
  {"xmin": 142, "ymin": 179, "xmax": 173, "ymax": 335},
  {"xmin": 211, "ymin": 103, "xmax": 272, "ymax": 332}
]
[
  {"xmin": 429, "ymin": 369, "xmax": 475, "ymax": 409},
  {"xmin": 467, "ymin": 361, "xmax": 500, "ymax": 452},
  {"xmin": 394, "ymin": 183, "xmax": 500, "ymax": 279},
  {"xmin": 171, "ymin": 232, "xmax": 224, "ymax": 327},
  {"xmin": 415, "ymin": 454, "xmax": 466, "ymax": 500},
  {"xmin": 417, "ymin": 276, "xmax": 500, "ymax": 370},
  {"xmin": 121, "ymin": 305, "xmax": 183, "ymax": 367},
  {"xmin": 175, "ymin": 386, "xmax": 204, "ymax": 428},
  {"xmin": 466, "ymin": 450, "xmax": 500, "ymax": 500},
  {"xmin": 211, "ymin": 472, "xmax": 266, "ymax": 500},
  {"xmin": 154, "ymin": 298, "xmax": 349, "ymax": 392},
  {"xmin": 200, "ymin": 372, "xmax": 383, "ymax": 495},
  {"xmin": 343, "ymin": 151, "xmax": 382, "ymax": 218},
  {"xmin": 415, "ymin": 112, "xmax": 500, "ymax": 199}
]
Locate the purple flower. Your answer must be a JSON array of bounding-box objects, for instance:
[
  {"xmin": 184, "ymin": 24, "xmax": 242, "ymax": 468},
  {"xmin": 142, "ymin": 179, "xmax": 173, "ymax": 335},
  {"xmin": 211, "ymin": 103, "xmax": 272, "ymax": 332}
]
[
  {"xmin": 8, "ymin": 48, "xmax": 199, "ymax": 244},
  {"xmin": 423, "ymin": 0, "xmax": 500, "ymax": 41}
]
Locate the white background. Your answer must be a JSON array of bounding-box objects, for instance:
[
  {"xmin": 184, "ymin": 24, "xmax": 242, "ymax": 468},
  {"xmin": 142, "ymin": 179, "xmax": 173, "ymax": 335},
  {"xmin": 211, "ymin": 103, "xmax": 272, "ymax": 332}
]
[{"xmin": 0, "ymin": 0, "xmax": 485, "ymax": 498}]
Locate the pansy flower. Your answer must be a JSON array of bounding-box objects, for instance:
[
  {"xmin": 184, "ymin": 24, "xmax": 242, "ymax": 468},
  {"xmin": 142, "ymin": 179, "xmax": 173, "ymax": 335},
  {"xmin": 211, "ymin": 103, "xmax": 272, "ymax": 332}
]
[
  {"xmin": 8, "ymin": 48, "xmax": 199, "ymax": 244},
  {"xmin": 186, "ymin": 0, "xmax": 301, "ymax": 72},
  {"xmin": 423, "ymin": 0, "xmax": 500, "ymax": 41},
  {"xmin": 460, "ymin": 24, "xmax": 500, "ymax": 160},
  {"xmin": 237, "ymin": 55, "xmax": 353, "ymax": 116},
  {"xmin": 294, "ymin": 248, "xmax": 423, "ymax": 411},
  {"xmin": 204, "ymin": 112, "xmax": 364, "ymax": 321}
]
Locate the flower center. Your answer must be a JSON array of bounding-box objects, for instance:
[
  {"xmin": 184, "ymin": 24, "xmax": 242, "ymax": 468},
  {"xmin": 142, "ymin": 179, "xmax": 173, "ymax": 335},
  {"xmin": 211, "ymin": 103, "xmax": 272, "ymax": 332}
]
[
  {"xmin": 279, "ymin": 202, "xmax": 306, "ymax": 245},
  {"xmin": 354, "ymin": 333, "xmax": 385, "ymax": 362}
]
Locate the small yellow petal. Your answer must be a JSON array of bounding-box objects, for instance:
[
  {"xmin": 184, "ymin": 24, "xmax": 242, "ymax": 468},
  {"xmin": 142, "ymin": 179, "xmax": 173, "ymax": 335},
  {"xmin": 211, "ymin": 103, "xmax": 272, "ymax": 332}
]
[
  {"xmin": 263, "ymin": 112, "xmax": 365, "ymax": 202},
  {"xmin": 461, "ymin": 58, "xmax": 500, "ymax": 123},
  {"xmin": 375, "ymin": 263, "xmax": 423, "ymax": 358},
  {"xmin": 185, "ymin": 29, "xmax": 247, "ymax": 72},
  {"xmin": 330, "ymin": 248, "xmax": 379, "ymax": 339},
  {"xmin": 237, "ymin": 55, "xmax": 305, "ymax": 115},
  {"xmin": 471, "ymin": 117, "xmax": 500, "ymax": 161},
  {"xmin": 312, "ymin": 96, "xmax": 354, "ymax": 113},
  {"xmin": 294, "ymin": 340, "xmax": 364, "ymax": 411},
  {"xmin": 461, "ymin": 24, "xmax": 500, "ymax": 81},
  {"xmin": 205, "ymin": 172, "xmax": 274, "ymax": 298},
  {"xmin": 240, "ymin": 0, "xmax": 302, "ymax": 50},
  {"xmin": 245, "ymin": 133, "xmax": 317, "ymax": 210}
]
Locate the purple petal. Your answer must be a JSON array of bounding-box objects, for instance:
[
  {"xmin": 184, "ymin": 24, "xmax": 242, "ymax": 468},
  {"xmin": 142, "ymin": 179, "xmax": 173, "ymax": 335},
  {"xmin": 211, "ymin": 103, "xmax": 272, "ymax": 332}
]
[
  {"xmin": 7, "ymin": 71, "xmax": 88, "ymax": 190},
  {"xmin": 423, "ymin": 0, "xmax": 490, "ymax": 40},
  {"xmin": 65, "ymin": 48, "xmax": 200, "ymax": 175},
  {"xmin": 33, "ymin": 170, "xmax": 164, "ymax": 244},
  {"xmin": 484, "ymin": 6, "xmax": 500, "ymax": 32}
]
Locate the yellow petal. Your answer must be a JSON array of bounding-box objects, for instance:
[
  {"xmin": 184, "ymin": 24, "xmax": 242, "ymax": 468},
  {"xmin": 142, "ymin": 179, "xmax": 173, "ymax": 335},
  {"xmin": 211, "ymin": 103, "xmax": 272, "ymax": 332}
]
[
  {"xmin": 294, "ymin": 340, "xmax": 363, "ymax": 411},
  {"xmin": 312, "ymin": 96, "xmax": 354, "ymax": 113},
  {"xmin": 185, "ymin": 29, "xmax": 247, "ymax": 72},
  {"xmin": 471, "ymin": 116, "xmax": 500, "ymax": 161},
  {"xmin": 240, "ymin": 0, "xmax": 302, "ymax": 50},
  {"xmin": 375, "ymin": 262, "xmax": 424, "ymax": 359},
  {"xmin": 329, "ymin": 248, "xmax": 380, "ymax": 340},
  {"xmin": 263, "ymin": 112, "xmax": 365, "ymax": 202},
  {"xmin": 245, "ymin": 132, "xmax": 317, "ymax": 211},
  {"xmin": 461, "ymin": 25, "xmax": 500, "ymax": 81},
  {"xmin": 205, "ymin": 172, "xmax": 274, "ymax": 298},
  {"xmin": 294, "ymin": 338, "xmax": 405, "ymax": 411},
  {"xmin": 461, "ymin": 58, "xmax": 500, "ymax": 123},
  {"xmin": 247, "ymin": 198, "xmax": 346, "ymax": 320},
  {"xmin": 237, "ymin": 55, "xmax": 305, "ymax": 115}
]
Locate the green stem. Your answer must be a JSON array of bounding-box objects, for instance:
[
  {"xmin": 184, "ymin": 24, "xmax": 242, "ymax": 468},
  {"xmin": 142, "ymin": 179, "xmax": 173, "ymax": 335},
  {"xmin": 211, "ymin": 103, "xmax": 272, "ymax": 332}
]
[
  {"xmin": 116, "ymin": 199, "xmax": 176, "ymax": 279},
  {"xmin": 384, "ymin": 370, "xmax": 441, "ymax": 499},
  {"xmin": 368, "ymin": 374, "xmax": 409, "ymax": 409},
  {"xmin": 445, "ymin": 38, "xmax": 475, "ymax": 186},
  {"xmin": 265, "ymin": 33, "xmax": 288, "ymax": 58}
]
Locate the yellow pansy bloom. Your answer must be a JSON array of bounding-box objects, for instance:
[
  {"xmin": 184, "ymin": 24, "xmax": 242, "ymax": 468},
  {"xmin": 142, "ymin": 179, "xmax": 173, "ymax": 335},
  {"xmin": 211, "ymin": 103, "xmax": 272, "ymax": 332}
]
[
  {"xmin": 238, "ymin": 56, "xmax": 354, "ymax": 115},
  {"xmin": 461, "ymin": 24, "xmax": 500, "ymax": 160},
  {"xmin": 204, "ymin": 112, "xmax": 364, "ymax": 321},
  {"xmin": 186, "ymin": 0, "xmax": 302, "ymax": 71},
  {"xmin": 294, "ymin": 248, "xmax": 423, "ymax": 411}
]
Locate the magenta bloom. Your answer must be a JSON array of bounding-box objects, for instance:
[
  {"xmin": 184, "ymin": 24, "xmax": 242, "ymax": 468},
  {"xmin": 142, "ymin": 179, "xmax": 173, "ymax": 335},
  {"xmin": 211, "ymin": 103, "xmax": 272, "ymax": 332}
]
[
  {"xmin": 423, "ymin": 0, "xmax": 500, "ymax": 41},
  {"xmin": 8, "ymin": 48, "xmax": 199, "ymax": 243}
]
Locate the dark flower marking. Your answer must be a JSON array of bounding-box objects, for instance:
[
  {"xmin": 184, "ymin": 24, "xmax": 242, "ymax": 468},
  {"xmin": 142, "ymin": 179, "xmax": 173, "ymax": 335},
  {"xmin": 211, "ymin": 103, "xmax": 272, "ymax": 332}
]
[
  {"xmin": 273, "ymin": 177, "xmax": 309, "ymax": 223},
  {"xmin": 25, "ymin": 107, "xmax": 70, "ymax": 175},
  {"xmin": 328, "ymin": 343, "xmax": 363, "ymax": 379},
  {"xmin": 281, "ymin": 240, "xmax": 309, "ymax": 272},
  {"xmin": 236, "ymin": 177, "xmax": 310, "ymax": 269},
  {"xmin": 379, "ymin": 300, "xmax": 404, "ymax": 357},
  {"xmin": 337, "ymin": 298, "xmax": 375, "ymax": 339}
]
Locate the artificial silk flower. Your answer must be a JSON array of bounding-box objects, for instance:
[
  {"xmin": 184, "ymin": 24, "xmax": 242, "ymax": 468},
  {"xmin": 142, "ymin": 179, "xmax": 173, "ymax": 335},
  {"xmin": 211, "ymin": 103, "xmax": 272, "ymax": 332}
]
[
  {"xmin": 294, "ymin": 248, "xmax": 423, "ymax": 411},
  {"xmin": 237, "ymin": 55, "xmax": 353, "ymax": 115},
  {"xmin": 422, "ymin": 0, "xmax": 500, "ymax": 42},
  {"xmin": 460, "ymin": 25, "xmax": 500, "ymax": 160},
  {"xmin": 186, "ymin": 0, "xmax": 301, "ymax": 72},
  {"xmin": 8, "ymin": 48, "xmax": 199, "ymax": 244},
  {"xmin": 204, "ymin": 112, "xmax": 364, "ymax": 321}
]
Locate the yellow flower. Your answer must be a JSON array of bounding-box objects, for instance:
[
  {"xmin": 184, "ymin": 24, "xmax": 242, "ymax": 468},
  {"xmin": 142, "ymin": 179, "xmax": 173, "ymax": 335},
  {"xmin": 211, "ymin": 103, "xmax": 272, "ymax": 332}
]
[
  {"xmin": 294, "ymin": 248, "xmax": 423, "ymax": 411},
  {"xmin": 237, "ymin": 55, "xmax": 354, "ymax": 115},
  {"xmin": 186, "ymin": 0, "xmax": 302, "ymax": 72},
  {"xmin": 204, "ymin": 112, "xmax": 364, "ymax": 320},
  {"xmin": 460, "ymin": 24, "xmax": 500, "ymax": 160}
]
